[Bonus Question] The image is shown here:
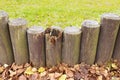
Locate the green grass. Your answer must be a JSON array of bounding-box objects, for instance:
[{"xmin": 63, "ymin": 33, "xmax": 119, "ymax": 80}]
[{"xmin": 0, "ymin": 0, "xmax": 120, "ymax": 28}]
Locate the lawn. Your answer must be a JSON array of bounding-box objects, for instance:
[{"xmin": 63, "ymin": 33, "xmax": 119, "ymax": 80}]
[{"xmin": 0, "ymin": 0, "xmax": 120, "ymax": 28}]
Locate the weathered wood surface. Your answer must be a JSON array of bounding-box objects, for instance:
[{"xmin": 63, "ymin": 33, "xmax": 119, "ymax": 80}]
[
  {"xmin": 27, "ymin": 26, "xmax": 45, "ymax": 67},
  {"xmin": 9, "ymin": 18, "xmax": 29, "ymax": 65},
  {"xmin": 96, "ymin": 13, "xmax": 120, "ymax": 64},
  {"xmin": 0, "ymin": 11, "xmax": 14, "ymax": 65},
  {"xmin": 80, "ymin": 20, "xmax": 100, "ymax": 65},
  {"xmin": 62, "ymin": 26, "xmax": 81, "ymax": 66},
  {"xmin": 45, "ymin": 26, "xmax": 63, "ymax": 67},
  {"xmin": 113, "ymin": 26, "xmax": 120, "ymax": 61}
]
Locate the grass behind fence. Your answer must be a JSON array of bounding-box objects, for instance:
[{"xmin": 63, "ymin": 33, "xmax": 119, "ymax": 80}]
[{"xmin": 0, "ymin": 0, "xmax": 120, "ymax": 27}]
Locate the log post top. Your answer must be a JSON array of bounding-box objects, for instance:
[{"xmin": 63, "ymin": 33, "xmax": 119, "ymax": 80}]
[
  {"xmin": 27, "ymin": 26, "xmax": 45, "ymax": 34},
  {"xmin": 0, "ymin": 11, "xmax": 8, "ymax": 23},
  {"xmin": 81, "ymin": 20, "xmax": 100, "ymax": 28},
  {"xmin": 9, "ymin": 18, "xmax": 27, "ymax": 27},
  {"xmin": 0, "ymin": 11, "xmax": 8, "ymax": 19},
  {"xmin": 64, "ymin": 26, "xmax": 81, "ymax": 34},
  {"xmin": 101, "ymin": 13, "xmax": 120, "ymax": 20}
]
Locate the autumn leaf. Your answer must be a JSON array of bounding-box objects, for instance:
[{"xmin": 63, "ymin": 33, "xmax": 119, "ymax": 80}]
[
  {"xmin": 111, "ymin": 63, "xmax": 118, "ymax": 70},
  {"xmin": 0, "ymin": 67, "xmax": 4, "ymax": 73},
  {"xmin": 59, "ymin": 74, "xmax": 67, "ymax": 80},
  {"xmin": 24, "ymin": 67, "xmax": 34, "ymax": 75},
  {"xmin": 38, "ymin": 67, "xmax": 45, "ymax": 73}
]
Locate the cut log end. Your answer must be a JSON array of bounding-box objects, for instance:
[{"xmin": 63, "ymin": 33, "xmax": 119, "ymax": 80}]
[
  {"xmin": 64, "ymin": 26, "xmax": 81, "ymax": 34},
  {"xmin": 82, "ymin": 20, "xmax": 100, "ymax": 28},
  {"xmin": 9, "ymin": 18, "xmax": 27, "ymax": 27},
  {"xmin": 0, "ymin": 11, "xmax": 8, "ymax": 19},
  {"xmin": 27, "ymin": 26, "xmax": 45, "ymax": 34},
  {"xmin": 101, "ymin": 13, "xmax": 120, "ymax": 20}
]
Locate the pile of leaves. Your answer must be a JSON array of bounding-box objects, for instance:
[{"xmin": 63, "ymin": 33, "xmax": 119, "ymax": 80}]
[{"xmin": 0, "ymin": 60, "xmax": 120, "ymax": 80}]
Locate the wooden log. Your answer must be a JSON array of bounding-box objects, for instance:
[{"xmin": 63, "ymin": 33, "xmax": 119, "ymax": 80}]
[
  {"xmin": 45, "ymin": 26, "xmax": 63, "ymax": 67},
  {"xmin": 62, "ymin": 26, "xmax": 81, "ymax": 66},
  {"xmin": 113, "ymin": 26, "xmax": 120, "ymax": 61},
  {"xmin": 95, "ymin": 13, "xmax": 120, "ymax": 64},
  {"xmin": 80, "ymin": 20, "xmax": 100, "ymax": 65},
  {"xmin": 0, "ymin": 11, "xmax": 14, "ymax": 65},
  {"xmin": 9, "ymin": 18, "xmax": 29, "ymax": 65},
  {"xmin": 27, "ymin": 26, "xmax": 45, "ymax": 67}
]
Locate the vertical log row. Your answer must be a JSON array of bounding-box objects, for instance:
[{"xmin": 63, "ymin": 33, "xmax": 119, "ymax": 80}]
[
  {"xmin": 62, "ymin": 26, "xmax": 81, "ymax": 66},
  {"xmin": 9, "ymin": 18, "xmax": 29, "ymax": 65},
  {"xmin": 0, "ymin": 11, "xmax": 14, "ymax": 65},
  {"xmin": 45, "ymin": 26, "xmax": 63, "ymax": 67},
  {"xmin": 96, "ymin": 13, "xmax": 120, "ymax": 64},
  {"xmin": 113, "ymin": 25, "xmax": 120, "ymax": 61},
  {"xmin": 27, "ymin": 26, "xmax": 45, "ymax": 67},
  {"xmin": 80, "ymin": 20, "xmax": 100, "ymax": 65}
]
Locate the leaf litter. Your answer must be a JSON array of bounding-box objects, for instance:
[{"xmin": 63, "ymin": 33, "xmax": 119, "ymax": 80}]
[{"xmin": 0, "ymin": 60, "xmax": 120, "ymax": 80}]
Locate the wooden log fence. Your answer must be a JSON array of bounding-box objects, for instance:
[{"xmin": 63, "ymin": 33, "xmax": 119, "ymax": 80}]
[
  {"xmin": 27, "ymin": 26, "xmax": 45, "ymax": 67},
  {"xmin": 62, "ymin": 26, "xmax": 81, "ymax": 66},
  {"xmin": 0, "ymin": 11, "xmax": 14, "ymax": 65},
  {"xmin": 45, "ymin": 26, "xmax": 63, "ymax": 67},
  {"xmin": 9, "ymin": 18, "xmax": 29, "ymax": 65},
  {"xmin": 0, "ymin": 11, "xmax": 120, "ymax": 67},
  {"xmin": 80, "ymin": 20, "xmax": 100, "ymax": 65},
  {"xmin": 95, "ymin": 13, "xmax": 120, "ymax": 65}
]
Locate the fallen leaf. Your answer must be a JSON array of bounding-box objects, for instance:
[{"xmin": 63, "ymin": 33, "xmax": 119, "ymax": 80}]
[
  {"xmin": 3, "ymin": 64, "xmax": 9, "ymax": 68},
  {"xmin": 0, "ymin": 67, "xmax": 4, "ymax": 73},
  {"xmin": 18, "ymin": 75, "xmax": 27, "ymax": 80},
  {"xmin": 38, "ymin": 67, "xmax": 45, "ymax": 73},
  {"xmin": 111, "ymin": 63, "xmax": 118, "ymax": 70},
  {"xmin": 59, "ymin": 74, "xmax": 67, "ymax": 80},
  {"xmin": 24, "ymin": 67, "xmax": 34, "ymax": 75},
  {"xmin": 54, "ymin": 72, "xmax": 62, "ymax": 78}
]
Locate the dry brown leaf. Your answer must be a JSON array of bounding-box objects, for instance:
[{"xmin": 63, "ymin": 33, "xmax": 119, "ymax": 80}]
[
  {"xmin": 18, "ymin": 75, "xmax": 27, "ymax": 80},
  {"xmin": 54, "ymin": 72, "xmax": 62, "ymax": 78}
]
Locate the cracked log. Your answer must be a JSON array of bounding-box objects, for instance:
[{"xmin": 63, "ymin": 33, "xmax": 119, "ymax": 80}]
[
  {"xmin": 62, "ymin": 26, "xmax": 81, "ymax": 66},
  {"xmin": 95, "ymin": 13, "xmax": 120, "ymax": 64},
  {"xmin": 27, "ymin": 26, "xmax": 45, "ymax": 67},
  {"xmin": 0, "ymin": 11, "xmax": 14, "ymax": 65},
  {"xmin": 80, "ymin": 20, "xmax": 100, "ymax": 65},
  {"xmin": 9, "ymin": 18, "xmax": 29, "ymax": 65},
  {"xmin": 45, "ymin": 26, "xmax": 63, "ymax": 67}
]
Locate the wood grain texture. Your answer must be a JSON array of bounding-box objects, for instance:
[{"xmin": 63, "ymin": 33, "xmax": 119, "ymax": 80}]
[
  {"xmin": 9, "ymin": 18, "xmax": 29, "ymax": 65},
  {"xmin": 80, "ymin": 20, "xmax": 100, "ymax": 65},
  {"xmin": 62, "ymin": 26, "xmax": 81, "ymax": 66},
  {"xmin": 0, "ymin": 11, "xmax": 14, "ymax": 65},
  {"xmin": 95, "ymin": 13, "xmax": 120, "ymax": 64},
  {"xmin": 27, "ymin": 26, "xmax": 45, "ymax": 67},
  {"xmin": 113, "ymin": 25, "xmax": 120, "ymax": 61},
  {"xmin": 45, "ymin": 26, "xmax": 63, "ymax": 67}
]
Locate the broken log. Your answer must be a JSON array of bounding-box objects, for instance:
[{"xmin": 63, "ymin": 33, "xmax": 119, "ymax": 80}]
[
  {"xmin": 27, "ymin": 26, "xmax": 45, "ymax": 67},
  {"xmin": 80, "ymin": 20, "xmax": 100, "ymax": 65},
  {"xmin": 0, "ymin": 11, "xmax": 14, "ymax": 65},
  {"xmin": 62, "ymin": 26, "xmax": 81, "ymax": 66},
  {"xmin": 9, "ymin": 18, "xmax": 29, "ymax": 65},
  {"xmin": 95, "ymin": 13, "xmax": 120, "ymax": 64},
  {"xmin": 45, "ymin": 26, "xmax": 63, "ymax": 67}
]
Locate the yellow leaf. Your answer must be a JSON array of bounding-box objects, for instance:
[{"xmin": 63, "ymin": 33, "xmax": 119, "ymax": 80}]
[
  {"xmin": 111, "ymin": 63, "xmax": 118, "ymax": 69},
  {"xmin": 59, "ymin": 74, "xmax": 67, "ymax": 80},
  {"xmin": 24, "ymin": 67, "xmax": 34, "ymax": 75},
  {"xmin": 38, "ymin": 67, "xmax": 45, "ymax": 73}
]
